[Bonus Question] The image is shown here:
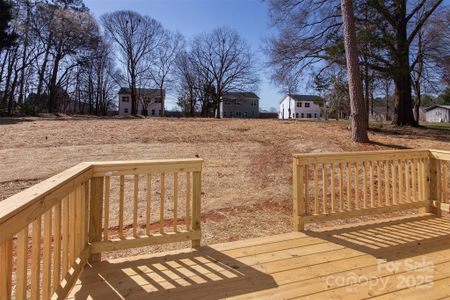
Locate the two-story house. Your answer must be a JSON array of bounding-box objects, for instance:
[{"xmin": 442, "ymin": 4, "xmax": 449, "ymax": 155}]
[
  {"xmin": 279, "ymin": 94, "xmax": 322, "ymax": 119},
  {"xmin": 220, "ymin": 92, "xmax": 260, "ymax": 118},
  {"xmin": 118, "ymin": 88, "xmax": 165, "ymax": 117}
]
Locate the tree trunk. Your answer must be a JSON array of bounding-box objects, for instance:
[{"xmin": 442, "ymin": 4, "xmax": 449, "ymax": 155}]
[
  {"xmin": 48, "ymin": 53, "xmax": 62, "ymax": 113},
  {"xmin": 341, "ymin": 0, "xmax": 369, "ymax": 142},
  {"xmin": 160, "ymin": 84, "xmax": 165, "ymax": 117},
  {"xmin": 391, "ymin": 12, "xmax": 417, "ymax": 126}
]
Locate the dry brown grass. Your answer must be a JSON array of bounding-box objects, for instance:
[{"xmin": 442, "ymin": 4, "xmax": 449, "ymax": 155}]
[{"xmin": 1, "ymin": 116, "xmax": 449, "ymax": 258}]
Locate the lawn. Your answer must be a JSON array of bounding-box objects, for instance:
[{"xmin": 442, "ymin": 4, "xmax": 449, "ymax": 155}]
[{"xmin": 1, "ymin": 116, "xmax": 449, "ymax": 256}]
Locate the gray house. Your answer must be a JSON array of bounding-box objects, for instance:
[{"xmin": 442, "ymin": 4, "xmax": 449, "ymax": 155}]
[
  {"xmin": 424, "ymin": 105, "xmax": 450, "ymax": 122},
  {"xmin": 220, "ymin": 92, "xmax": 259, "ymax": 118}
]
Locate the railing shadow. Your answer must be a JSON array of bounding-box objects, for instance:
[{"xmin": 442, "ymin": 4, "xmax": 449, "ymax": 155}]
[
  {"xmin": 72, "ymin": 247, "xmax": 278, "ymax": 300},
  {"xmin": 305, "ymin": 215, "xmax": 450, "ymax": 261}
]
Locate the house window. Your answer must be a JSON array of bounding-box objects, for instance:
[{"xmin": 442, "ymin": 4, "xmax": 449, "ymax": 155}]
[
  {"xmin": 305, "ymin": 102, "xmax": 310, "ymax": 108},
  {"xmin": 314, "ymin": 113, "xmax": 317, "ymax": 118},
  {"xmin": 252, "ymin": 100, "xmax": 258, "ymax": 106},
  {"xmin": 124, "ymin": 108, "xmax": 129, "ymax": 113},
  {"xmin": 122, "ymin": 96, "xmax": 130, "ymax": 102},
  {"xmin": 296, "ymin": 113, "xmax": 299, "ymax": 118},
  {"xmin": 297, "ymin": 102, "xmax": 302, "ymax": 107},
  {"xmin": 301, "ymin": 113, "xmax": 304, "ymax": 118},
  {"xmin": 307, "ymin": 113, "xmax": 312, "ymax": 118},
  {"xmin": 244, "ymin": 112, "xmax": 248, "ymax": 117},
  {"xmin": 151, "ymin": 110, "xmax": 155, "ymax": 116}
]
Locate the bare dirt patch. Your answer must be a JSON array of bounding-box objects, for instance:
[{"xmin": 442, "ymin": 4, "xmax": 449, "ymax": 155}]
[{"xmin": 1, "ymin": 117, "xmax": 449, "ymax": 258}]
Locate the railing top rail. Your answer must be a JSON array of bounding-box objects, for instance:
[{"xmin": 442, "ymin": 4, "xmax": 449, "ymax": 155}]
[
  {"xmin": 90, "ymin": 158, "xmax": 203, "ymax": 177},
  {"xmin": 293, "ymin": 149, "xmax": 431, "ymax": 164}
]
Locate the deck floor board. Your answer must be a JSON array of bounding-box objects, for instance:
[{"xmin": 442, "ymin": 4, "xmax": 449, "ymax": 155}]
[{"xmin": 68, "ymin": 214, "xmax": 450, "ymax": 299}]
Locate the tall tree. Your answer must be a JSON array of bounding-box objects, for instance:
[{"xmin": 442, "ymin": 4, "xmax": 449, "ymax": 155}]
[
  {"xmin": 341, "ymin": 0, "xmax": 369, "ymax": 142},
  {"xmin": 101, "ymin": 11, "xmax": 164, "ymax": 116},
  {"xmin": 149, "ymin": 31, "xmax": 183, "ymax": 117},
  {"xmin": 191, "ymin": 27, "xmax": 259, "ymax": 118}
]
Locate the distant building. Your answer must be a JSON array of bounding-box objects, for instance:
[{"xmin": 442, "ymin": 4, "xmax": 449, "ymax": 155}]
[
  {"xmin": 118, "ymin": 88, "xmax": 165, "ymax": 116},
  {"xmin": 219, "ymin": 92, "xmax": 260, "ymax": 118},
  {"xmin": 424, "ymin": 105, "xmax": 450, "ymax": 122},
  {"xmin": 279, "ymin": 94, "xmax": 322, "ymax": 119}
]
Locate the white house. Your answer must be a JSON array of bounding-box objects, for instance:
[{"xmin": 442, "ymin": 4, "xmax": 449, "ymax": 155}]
[
  {"xmin": 118, "ymin": 88, "xmax": 165, "ymax": 117},
  {"xmin": 424, "ymin": 105, "xmax": 450, "ymax": 122},
  {"xmin": 279, "ymin": 94, "xmax": 322, "ymax": 119}
]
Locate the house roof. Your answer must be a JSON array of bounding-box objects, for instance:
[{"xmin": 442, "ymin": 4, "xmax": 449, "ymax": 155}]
[
  {"xmin": 280, "ymin": 94, "xmax": 320, "ymax": 104},
  {"xmin": 222, "ymin": 92, "xmax": 259, "ymax": 99},
  {"xmin": 424, "ymin": 105, "xmax": 450, "ymax": 112},
  {"xmin": 118, "ymin": 87, "xmax": 165, "ymax": 96}
]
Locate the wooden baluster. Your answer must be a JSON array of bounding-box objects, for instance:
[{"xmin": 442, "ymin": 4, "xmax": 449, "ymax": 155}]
[
  {"xmin": 62, "ymin": 197, "xmax": 69, "ymax": 276},
  {"xmin": 313, "ymin": 163, "xmax": 319, "ymax": 214},
  {"xmin": 69, "ymin": 192, "xmax": 76, "ymax": 265},
  {"xmin": 443, "ymin": 162, "xmax": 448, "ymax": 203},
  {"xmin": 322, "ymin": 164, "xmax": 327, "ymax": 213},
  {"xmin": 331, "ymin": 163, "xmax": 335, "ymax": 213},
  {"xmin": 346, "ymin": 162, "xmax": 351, "ymax": 210},
  {"xmin": 43, "ymin": 208, "xmax": 53, "ymax": 299},
  {"xmin": 104, "ymin": 176, "xmax": 111, "ymax": 240},
  {"xmin": 392, "ymin": 161, "xmax": 398, "ymax": 205},
  {"xmin": 305, "ymin": 166, "xmax": 309, "ymax": 214},
  {"xmin": 89, "ymin": 177, "xmax": 104, "ymax": 263},
  {"xmin": 412, "ymin": 159, "xmax": 418, "ymax": 202},
  {"xmin": 376, "ymin": 161, "xmax": 381, "ymax": 206},
  {"xmin": 16, "ymin": 226, "xmax": 29, "ymax": 299},
  {"xmin": 354, "ymin": 162, "xmax": 359, "ymax": 209},
  {"xmin": 186, "ymin": 173, "xmax": 191, "ymax": 230},
  {"xmin": 75, "ymin": 186, "xmax": 83, "ymax": 254},
  {"xmin": 339, "ymin": 162, "xmax": 344, "ymax": 211},
  {"xmin": 52, "ymin": 203, "xmax": 62, "ymax": 293},
  {"xmin": 146, "ymin": 174, "xmax": 152, "ymax": 236},
  {"xmin": 160, "ymin": 173, "xmax": 165, "ymax": 234},
  {"xmin": 192, "ymin": 171, "xmax": 202, "ymax": 247},
  {"xmin": 0, "ymin": 239, "xmax": 13, "ymax": 300},
  {"xmin": 370, "ymin": 161, "xmax": 375, "ymax": 207},
  {"xmin": 384, "ymin": 161, "xmax": 390, "ymax": 205},
  {"xmin": 398, "ymin": 160, "xmax": 404, "ymax": 203},
  {"xmin": 133, "ymin": 175, "xmax": 139, "ymax": 237},
  {"xmin": 405, "ymin": 160, "xmax": 411, "ymax": 202},
  {"xmin": 173, "ymin": 172, "xmax": 179, "ymax": 232},
  {"xmin": 31, "ymin": 216, "xmax": 41, "ymax": 300},
  {"xmin": 419, "ymin": 158, "xmax": 425, "ymax": 202},
  {"xmin": 363, "ymin": 161, "xmax": 367, "ymax": 209},
  {"xmin": 119, "ymin": 175, "xmax": 125, "ymax": 239}
]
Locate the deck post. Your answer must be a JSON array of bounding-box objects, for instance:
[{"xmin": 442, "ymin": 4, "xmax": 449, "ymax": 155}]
[
  {"xmin": 89, "ymin": 177, "xmax": 104, "ymax": 262},
  {"xmin": 293, "ymin": 158, "xmax": 305, "ymax": 231},
  {"xmin": 191, "ymin": 171, "xmax": 202, "ymax": 248},
  {"xmin": 428, "ymin": 156, "xmax": 441, "ymax": 216}
]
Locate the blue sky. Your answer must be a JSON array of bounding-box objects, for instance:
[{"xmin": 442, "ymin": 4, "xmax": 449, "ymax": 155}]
[{"xmin": 84, "ymin": 0, "xmax": 284, "ymax": 110}]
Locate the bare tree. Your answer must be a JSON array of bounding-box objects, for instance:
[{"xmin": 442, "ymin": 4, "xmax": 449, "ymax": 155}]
[
  {"xmin": 191, "ymin": 27, "xmax": 259, "ymax": 118},
  {"xmin": 101, "ymin": 11, "xmax": 164, "ymax": 115},
  {"xmin": 149, "ymin": 31, "xmax": 184, "ymax": 116}
]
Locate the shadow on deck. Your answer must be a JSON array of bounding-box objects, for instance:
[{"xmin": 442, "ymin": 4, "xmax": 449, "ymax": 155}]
[
  {"xmin": 306, "ymin": 214, "xmax": 450, "ymax": 261},
  {"xmin": 71, "ymin": 247, "xmax": 278, "ymax": 300}
]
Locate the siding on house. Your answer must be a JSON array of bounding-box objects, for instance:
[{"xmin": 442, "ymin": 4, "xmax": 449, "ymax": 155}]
[
  {"xmin": 424, "ymin": 105, "xmax": 450, "ymax": 122},
  {"xmin": 220, "ymin": 92, "xmax": 260, "ymax": 118},
  {"xmin": 118, "ymin": 88, "xmax": 164, "ymax": 117},
  {"xmin": 279, "ymin": 95, "xmax": 322, "ymax": 119}
]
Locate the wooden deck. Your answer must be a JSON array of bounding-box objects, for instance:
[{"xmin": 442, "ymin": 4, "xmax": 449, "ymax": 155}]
[{"xmin": 69, "ymin": 214, "xmax": 450, "ymax": 300}]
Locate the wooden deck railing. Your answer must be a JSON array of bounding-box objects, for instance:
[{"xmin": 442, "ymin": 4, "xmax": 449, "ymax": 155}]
[
  {"xmin": 293, "ymin": 149, "xmax": 450, "ymax": 231},
  {"xmin": 0, "ymin": 158, "xmax": 203, "ymax": 300}
]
